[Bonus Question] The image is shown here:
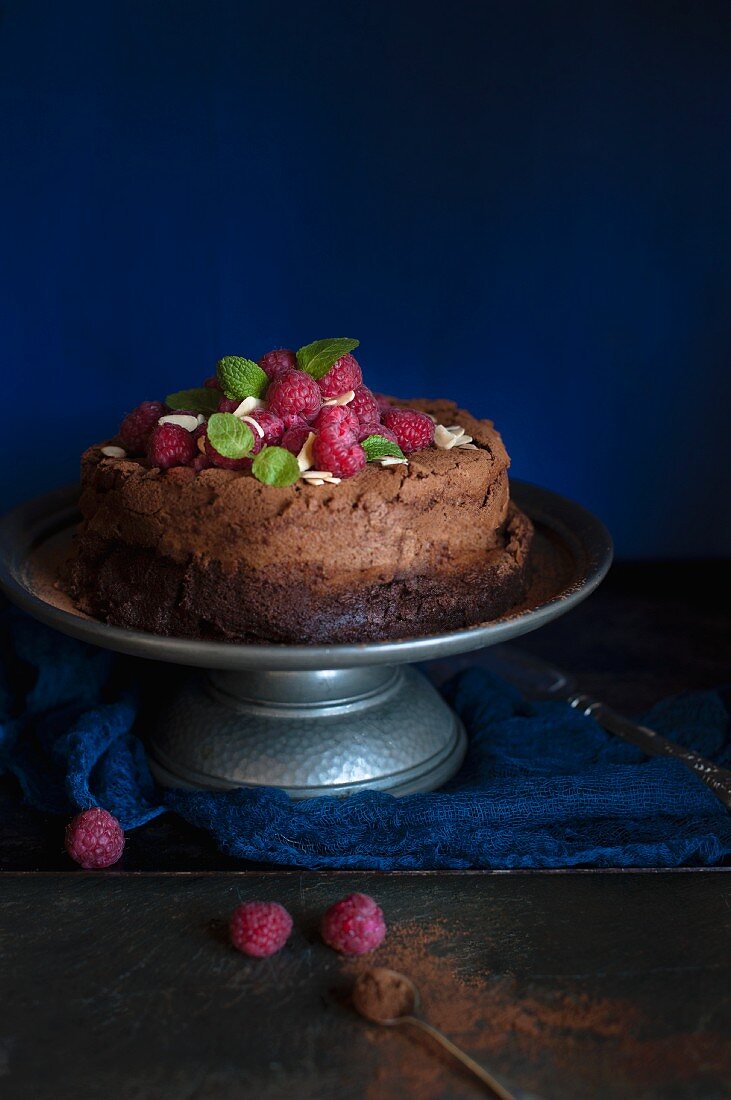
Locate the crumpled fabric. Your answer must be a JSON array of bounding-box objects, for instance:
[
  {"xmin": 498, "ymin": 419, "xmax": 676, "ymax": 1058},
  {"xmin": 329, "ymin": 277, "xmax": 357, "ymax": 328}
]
[{"xmin": 1, "ymin": 608, "xmax": 729, "ymax": 869}]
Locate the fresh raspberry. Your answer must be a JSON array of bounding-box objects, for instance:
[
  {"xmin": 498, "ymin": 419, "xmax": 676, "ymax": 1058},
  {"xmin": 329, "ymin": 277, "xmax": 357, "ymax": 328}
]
[
  {"xmin": 266, "ymin": 369, "xmax": 322, "ymax": 420},
  {"xmin": 281, "ymin": 425, "xmax": 312, "ymax": 455},
  {"xmin": 313, "ymin": 404, "xmax": 358, "ymax": 442},
  {"xmin": 348, "ymin": 385, "xmax": 380, "ymax": 430},
  {"xmin": 381, "ymin": 408, "xmax": 435, "ymax": 454},
  {"xmin": 217, "ymin": 396, "xmax": 242, "ymax": 413},
  {"xmin": 204, "ymin": 375, "xmax": 220, "ymax": 389},
  {"xmin": 259, "ymin": 348, "xmax": 297, "ymax": 381},
  {"xmin": 147, "ymin": 423, "xmax": 197, "ymax": 468},
  {"xmin": 65, "ymin": 808, "xmax": 125, "ymax": 869},
  {"xmin": 230, "ymin": 901, "xmax": 293, "ymax": 958},
  {"xmin": 282, "ymin": 413, "xmax": 309, "ymax": 431},
  {"xmin": 321, "ymin": 892, "xmax": 386, "ymax": 955},
  {"xmin": 193, "ymin": 453, "xmax": 211, "ymax": 471},
  {"xmin": 247, "ymin": 408, "xmax": 284, "ymax": 446},
  {"xmin": 119, "ymin": 401, "xmax": 168, "ymax": 453},
  {"xmin": 312, "ymin": 435, "xmax": 366, "ymax": 479},
  {"xmin": 357, "ymin": 422, "xmax": 398, "ymax": 444},
  {"xmin": 373, "ymin": 392, "xmax": 393, "ymax": 414},
  {"xmin": 317, "ymin": 353, "xmax": 362, "ymax": 399}
]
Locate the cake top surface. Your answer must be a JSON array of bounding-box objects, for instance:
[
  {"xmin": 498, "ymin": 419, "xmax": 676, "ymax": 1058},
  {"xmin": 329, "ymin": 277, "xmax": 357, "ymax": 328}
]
[{"xmin": 96, "ymin": 339, "xmax": 509, "ymax": 494}]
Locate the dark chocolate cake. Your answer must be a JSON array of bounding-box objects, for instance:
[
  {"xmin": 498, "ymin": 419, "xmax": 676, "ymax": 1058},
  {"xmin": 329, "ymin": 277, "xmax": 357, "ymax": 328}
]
[{"xmin": 62, "ymin": 341, "xmax": 533, "ymax": 643}]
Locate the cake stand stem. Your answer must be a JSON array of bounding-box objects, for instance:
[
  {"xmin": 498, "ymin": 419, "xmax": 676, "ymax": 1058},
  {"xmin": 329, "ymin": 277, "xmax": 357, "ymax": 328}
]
[{"xmin": 147, "ymin": 664, "xmax": 467, "ymax": 798}]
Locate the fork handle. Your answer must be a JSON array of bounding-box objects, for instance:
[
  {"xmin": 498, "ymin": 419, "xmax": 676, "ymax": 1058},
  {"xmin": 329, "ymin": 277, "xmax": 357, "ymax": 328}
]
[{"xmin": 568, "ymin": 694, "xmax": 731, "ymax": 812}]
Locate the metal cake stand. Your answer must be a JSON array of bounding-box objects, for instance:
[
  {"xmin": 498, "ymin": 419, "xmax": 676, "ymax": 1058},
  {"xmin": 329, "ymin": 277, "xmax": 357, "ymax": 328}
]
[{"xmin": 0, "ymin": 481, "xmax": 612, "ymax": 798}]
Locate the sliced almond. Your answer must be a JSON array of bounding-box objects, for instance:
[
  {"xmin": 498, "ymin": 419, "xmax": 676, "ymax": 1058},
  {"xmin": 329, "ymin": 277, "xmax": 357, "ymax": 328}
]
[
  {"xmin": 240, "ymin": 415, "xmax": 265, "ymax": 438},
  {"xmin": 196, "ymin": 413, "xmax": 207, "ymax": 425},
  {"xmin": 434, "ymin": 423, "xmax": 459, "ymax": 449},
  {"xmin": 296, "ymin": 431, "xmax": 317, "ymax": 472},
  {"xmin": 304, "ymin": 477, "xmax": 325, "ymax": 485},
  {"xmin": 459, "ymin": 442, "xmax": 479, "ymax": 450},
  {"xmin": 322, "ymin": 390, "xmax": 355, "ymax": 407},
  {"xmin": 233, "ymin": 397, "xmax": 265, "ymax": 418},
  {"xmin": 197, "ymin": 434, "xmax": 207, "ymax": 454},
  {"xmin": 158, "ymin": 413, "xmax": 199, "ymax": 432},
  {"xmin": 378, "ymin": 455, "xmax": 409, "ymax": 466},
  {"xmin": 100, "ymin": 445, "xmax": 126, "ymax": 458}
]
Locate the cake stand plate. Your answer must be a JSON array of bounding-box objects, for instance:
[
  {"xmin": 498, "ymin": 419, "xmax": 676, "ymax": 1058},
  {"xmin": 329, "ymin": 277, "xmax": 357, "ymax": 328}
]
[{"xmin": 0, "ymin": 481, "xmax": 612, "ymax": 797}]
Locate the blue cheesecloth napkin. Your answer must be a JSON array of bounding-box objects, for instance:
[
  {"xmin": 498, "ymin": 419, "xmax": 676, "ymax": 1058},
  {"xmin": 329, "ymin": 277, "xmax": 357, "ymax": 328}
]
[{"xmin": 1, "ymin": 607, "xmax": 729, "ymax": 869}]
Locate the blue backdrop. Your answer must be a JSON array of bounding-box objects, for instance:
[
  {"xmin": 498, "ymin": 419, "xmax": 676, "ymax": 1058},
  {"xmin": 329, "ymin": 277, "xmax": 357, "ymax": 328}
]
[{"xmin": 2, "ymin": 0, "xmax": 730, "ymax": 556}]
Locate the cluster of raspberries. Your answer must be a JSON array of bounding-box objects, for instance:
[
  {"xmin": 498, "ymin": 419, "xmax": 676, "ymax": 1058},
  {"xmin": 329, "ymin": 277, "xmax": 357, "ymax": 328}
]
[{"xmin": 117, "ymin": 348, "xmax": 435, "ymax": 480}]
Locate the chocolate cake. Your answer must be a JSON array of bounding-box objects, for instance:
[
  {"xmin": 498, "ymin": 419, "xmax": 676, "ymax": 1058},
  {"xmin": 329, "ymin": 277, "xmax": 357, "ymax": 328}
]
[{"xmin": 62, "ymin": 340, "xmax": 533, "ymax": 643}]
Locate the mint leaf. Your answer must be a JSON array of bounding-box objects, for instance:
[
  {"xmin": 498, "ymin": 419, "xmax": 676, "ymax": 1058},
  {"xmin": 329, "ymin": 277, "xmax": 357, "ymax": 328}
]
[
  {"xmin": 296, "ymin": 337, "xmax": 360, "ymax": 380},
  {"xmin": 361, "ymin": 434, "xmax": 406, "ymax": 462},
  {"xmin": 251, "ymin": 446, "xmax": 301, "ymax": 487},
  {"xmin": 216, "ymin": 356, "xmax": 269, "ymax": 400},
  {"xmin": 166, "ymin": 387, "xmax": 220, "ymax": 416},
  {"xmin": 206, "ymin": 413, "xmax": 254, "ymax": 459}
]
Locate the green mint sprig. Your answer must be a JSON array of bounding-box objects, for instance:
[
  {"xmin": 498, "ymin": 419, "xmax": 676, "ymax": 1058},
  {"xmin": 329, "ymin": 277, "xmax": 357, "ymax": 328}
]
[
  {"xmin": 216, "ymin": 356, "xmax": 269, "ymax": 400},
  {"xmin": 166, "ymin": 387, "xmax": 220, "ymax": 416},
  {"xmin": 361, "ymin": 434, "xmax": 406, "ymax": 462},
  {"xmin": 251, "ymin": 446, "xmax": 301, "ymax": 487},
  {"xmin": 296, "ymin": 338, "xmax": 359, "ymax": 381},
  {"xmin": 206, "ymin": 413, "xmax": 254, "ymax": 459}
]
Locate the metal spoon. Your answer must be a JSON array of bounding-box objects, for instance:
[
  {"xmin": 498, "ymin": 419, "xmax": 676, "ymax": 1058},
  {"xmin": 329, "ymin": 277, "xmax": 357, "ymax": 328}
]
[{"xmin": 352, "ymin": 967, "xmax": 517, "ymax": 1099}]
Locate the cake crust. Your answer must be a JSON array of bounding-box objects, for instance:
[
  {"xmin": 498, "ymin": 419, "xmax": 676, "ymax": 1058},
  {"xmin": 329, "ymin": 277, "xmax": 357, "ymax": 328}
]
[{"xmin": 62, "ymin": 399, "xmax": 534, "ymax": 643}]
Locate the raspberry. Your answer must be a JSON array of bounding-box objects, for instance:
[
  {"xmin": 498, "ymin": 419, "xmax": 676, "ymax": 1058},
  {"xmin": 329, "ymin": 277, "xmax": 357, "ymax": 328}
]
[
  {"xmin": 317, "ymin": 353, "xmax": 362, "ymax": 399},
  {"xmin": 230, "ymin": 901, "xmax": 293, "ymax": 958},
  {"xmin": 204, "ymin": 375, "xmax": 220, "ymax": 389},
  {"xmin": 373, "ymin": 392, "xmax": 393, "ymax": 414},
  {"xmin": 217, "ymin": 396, "xmax": 242, "ymax": 413},
  {"xmin": 281, "ymin": 425, "xmax": 312, "ymax": 455},
  {"xmin": 349, "ymin": 385, "xmax": 380, "ymax": 429},
  {"xmin": 147, "ymin": 423, "xmax": 197, "ymax": 468},
  {"xmin": 321, "ymin": 892, "xmax": 386, "ymax": 955},
  {"xmin": 312, "ymin": 435, "xmax": 366, "ymax": 479},
  {"xmin": 381, "ymin": 408, "xmax": 435, "ymax": 454},
  {"xmin": 248, "ymin": 408, "xmax": 284, "ymax": 446},
  {"xmin": 259, "ymin": 348, "xmax": 297, "ymax": 381},
  {"xmin": 119, "ymin": 401, "xmax": 168, "ymax": 453},
  {"xmin": 266, "ymin": 369, "xmax": 322, "ymax": 420},
  {"xmin": 282, "ymin": 413, "xmax": 309, "ymax": 431},
  {"xmin": 193, "ymin": 453, "xmax": 211, "ymax": 471},
  {"xmin": 357, "ymin": 422, "xmax": 398, "ymax": 444},
  {"xmin": 313, "ymin": 404, "xmax": 358, "ymax": 442},
  {"xmin": 65, "ymin": 808, "xmax": 125, "ymax": 869}
]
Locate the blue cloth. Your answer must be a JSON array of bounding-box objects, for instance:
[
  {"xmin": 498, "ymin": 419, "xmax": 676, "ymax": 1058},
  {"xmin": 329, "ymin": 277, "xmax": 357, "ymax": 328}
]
[{"xmin": 1, "ymin": 608, "xmax": 730, "ymax": 869}]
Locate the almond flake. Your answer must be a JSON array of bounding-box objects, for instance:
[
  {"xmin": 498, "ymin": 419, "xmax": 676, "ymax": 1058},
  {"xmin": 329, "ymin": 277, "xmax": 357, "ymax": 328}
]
[
  {"xmin": 434, "ymin": 423, "xmax": 460, "ymax": 449},
  {"xmin": 322, "ymin": 390, "xmax": 355, "ymax": 407},
  {"xmin": 378, "ymin": 456, "xmax": 409, "ymax": 466},
  {"xmin": 233, "ymin": 397, "xmax": 265, "ymax": 418},
  {"xmin": 158, "ymin": 413, "xmax": 199, "ymax": 432},
  {"xmin": 445, "ymin": 424, "xmax": 465, "ymax": 435},
  {"xmin": 101, "ymin": 445, "xmax": 126, "ymax": 458},
  {"xmin": 296, "ymin": 431, "xmax": 317, "ymax": 472},
  {"xmin": 459, "ymin": 442, "xmax": 478, "ymax": 450},
  {"xmin": 305, "ymin": 477, "xmax": 325, "ymax": 485},
  {"xmin": 197, "ymin": 435, "xmax": 207, "ymax": 454},
  {"xmin": 196, "ymin": 413, "xmax": 206, "ymax": 425},
  {"xmin": 240, "ymin": 415, "xmax": 264, "ymax": 438}
]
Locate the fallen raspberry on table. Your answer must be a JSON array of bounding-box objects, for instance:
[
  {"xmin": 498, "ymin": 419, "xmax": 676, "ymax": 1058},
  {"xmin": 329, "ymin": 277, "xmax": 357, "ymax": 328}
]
[
  {"xmin": 248, "ymin": 408, "xmax": 284, "ymax": 446},
  {"xmin": 230, "ymin": 901, "xmax": 293, "ymax": 957},
  {"xmin": 147, "ymin": 422, "xmax": 197, "ymax": 468},
  {"xmin": 317, "ymin": 353, "xmax": 362, "ymax": 399},
  {"xmin": 312, "ymin": 435, "xmax": 367, "ymax": 479},
  {"xmin": 119, "ymin": 401, "xmax": 168, "ymax": 453},
  {"xmin": 313, "ymin": 404, "xmax": 358, "ymax": 442},
  {"xmin": 266, "ymin": 369, "xmax": 322, "ymax": 420},
  {"xmin": 259, "ymin": 348, "xmax": 297, "ymax": 381},
  {"xmin": 65, "ymin": 808, "xmax": 125, "ymax": 869},
  {"xmin": 321, "ymin": 892, "xmax": 386, "ymax": 955},
  {"xmin": 348, "ymin": 385, "xmax": 381, "ymax": 430},
  {"xmin": 381, "ymin": 407, "xmax": 435, "ymax": 454}
]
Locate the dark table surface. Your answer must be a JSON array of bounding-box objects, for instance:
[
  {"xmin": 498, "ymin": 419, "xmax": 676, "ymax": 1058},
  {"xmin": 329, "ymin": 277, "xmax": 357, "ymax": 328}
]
[{"xmin": 1, "ymin": 562, "xmax": 730, "ymax": 1099}]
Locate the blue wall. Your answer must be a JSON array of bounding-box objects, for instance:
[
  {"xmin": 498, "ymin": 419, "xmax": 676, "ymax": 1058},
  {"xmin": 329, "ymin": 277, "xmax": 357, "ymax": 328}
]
[{"xmin": 2, "ymin": 0, "xmax": 730, "ymax": 556}]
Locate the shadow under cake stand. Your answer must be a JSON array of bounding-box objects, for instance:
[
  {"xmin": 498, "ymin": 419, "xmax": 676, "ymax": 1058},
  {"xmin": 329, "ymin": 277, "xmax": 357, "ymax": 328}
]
[{"xmin": 0, "ymin": 480, "xmax": 612, "ymax": 798}]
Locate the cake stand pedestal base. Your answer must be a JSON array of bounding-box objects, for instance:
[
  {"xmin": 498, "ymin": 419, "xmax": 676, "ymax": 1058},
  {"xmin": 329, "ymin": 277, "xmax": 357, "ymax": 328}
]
[{"xmin": 147, "ymin": 666, "xmax": 467, "ymax": 797}]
